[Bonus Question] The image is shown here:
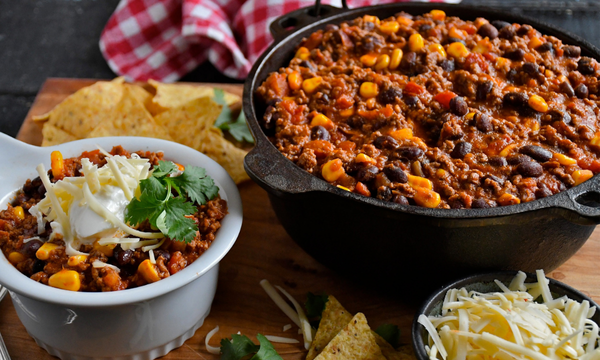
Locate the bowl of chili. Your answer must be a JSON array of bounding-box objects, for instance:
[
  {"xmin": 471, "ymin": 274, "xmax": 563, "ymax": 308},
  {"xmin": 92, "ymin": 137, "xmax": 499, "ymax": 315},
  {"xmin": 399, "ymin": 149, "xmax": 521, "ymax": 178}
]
[
  {"xmin": 242, "ymin": 3, "xmax": 600, "ymax": 292},
  {"xmin": 0, "ymin": 133, "xmax": 243, "ymax": 359}
]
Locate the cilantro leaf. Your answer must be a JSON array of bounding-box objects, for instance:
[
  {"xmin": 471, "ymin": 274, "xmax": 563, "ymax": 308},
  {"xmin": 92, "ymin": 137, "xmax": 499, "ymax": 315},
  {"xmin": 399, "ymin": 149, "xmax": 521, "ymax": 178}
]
[
  {"xmin": 162, "ymin": 197, "xmax": 197, "ymax": 242},
  {"xmin": 213, "ymin": 88, "xmax": 254, "ymax": 143},
  {"xmin": 220, "ymin": 334, "xmax": 259, "ymax": 360},
  {"xmin": 251, "ymin": 334, "xmax": 283, "ymax": 360},
  {"xmin": 213, "ymin": 88, "xmax": 233, "ymax": 129},
  {"xmin": 152, "ymin": 161, "xmax": 178, "ymax": 178},
  {"xmin": 126, "ymin": 189, "xmax": 163, "ymax": 226},
  {"xmin": 305, "ymin": 292, "xmax": 329, "ymax": 319},
  {"xmin": 227, "ymin": 111, "xmax": 254, "ymax": 143},
  {"xmin": 375, "ymin": 323, "xmax": 400, "ymax": 349},
  {"xmin": 169, "ymin": 165, "xmax": 218, "ymax": 205}
]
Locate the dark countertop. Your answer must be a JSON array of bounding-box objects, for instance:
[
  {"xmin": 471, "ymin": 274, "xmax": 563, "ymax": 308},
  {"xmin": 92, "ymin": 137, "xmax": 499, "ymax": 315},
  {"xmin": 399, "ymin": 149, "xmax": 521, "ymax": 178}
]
[{"xmin": 2, "ymin": 0, "xmax": 600, "ymax": 138}]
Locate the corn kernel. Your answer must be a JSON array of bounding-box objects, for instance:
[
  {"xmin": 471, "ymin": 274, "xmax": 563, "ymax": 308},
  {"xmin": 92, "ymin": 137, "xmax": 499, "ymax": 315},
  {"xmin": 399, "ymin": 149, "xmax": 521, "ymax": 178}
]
[
  {"xmin": 302, "ymin": 76, "xmax": 323, "ymax": 94},
  {"xmin": 8, "ymin": 252, "xmax": 26, "ymax": 264},
  {"xmin": 93, "ymin": 241, "xmax": 116, "ymax": 257},
  {"xmin": 311, "ymin": 113, "xmax": 334, "ymax": 129},
  {"xmin": 68, "ymin": 255, "xmax": 88, "ymax": 267},
  {"xmin": 375, "ymin": 54, "xmax": 391, "ymax": 70},
  {"xmin": 389, "ymin": 128, "xmax": 413, "ymax": 141},
  {"xmin": 465, "ymin": 112, "xmax": 475, "ymax": 120},
  {"xmin": 428, "ymin": 43, "xmax": 446, "ymax": 58},
  {"xmin": 553, "ymin": 153, "xmax": 578, "ymax": 166},
  {"xmin": 494, "ymin": 57, "xmax": 511, "ymax": 70},
  {"xmin": 49, "ymin": 269, "xmax": 81, "ymax": 291},
  {"xmin": 138, "ymin": 259, "xmax": 161, "ymax": 283},
  {"xmin": 339, "ymin": 107, "xmax": 354, "ymax": 117},
  {"xmin": 408, "ymin": 33, "xmax": 424, "ymax": 52},
  {"xmin": 545, "ymin": 69, "xmax": 554, "ymax": 78},
  {"xmin": 360, "ymin": 53, "xmax": 379, "ymax": 67},
  {"xmin": 528, "ymin": 94, "xmax": 548, "ymax": 113},
  {"xmin": 288, "ymin": 71, "xmax": 303, "ymax": 91},
  {"xmin": 408, "ymin": 174, "xmax": 433, "ymax": 190},
  {"xmin": 436, "ymin": 169, "xmax": 447, "ymax": 177},
  {"xmin": 397, "ymin": 16, "xmax": 413, "ymax": 26},
  {"xmin": 529, "ymin": 36, "xmax": 544, "ymax": 49},
  {"xmin": 363, "ymin": 15, "xmax": 380, "ymax": 25},
  {"xmin": 51, "ymin": 150, "xmax": 64, "ymax": 179},
  {"xmin": 590, "ymin": 132, "xmax": 600, "ymax": 147},
  {"xmin": 359, "ymin": 82, "xmax": 379, "ymax": 98},
  {"xmin": 498, "ymin": 193, "xmax": 521, "ymax": 206},
  {"xmin": 447, "ymin": 42, "xmax": 469, "ymax": 59},
  {"xmin": 473, "ymin": 39, "xmax": 492, "ymax": 54},
  {"xmin": 337, "ymin": 185, "xmax": 351, "ymax": 192},
  {"xmin": 413, "ymin": 187, "xmax": 441, "ymax": 208},
  {"xmin": 355, "ymin": 153, "xmax": 376, "ymax": 164},
  {"xmin": 430, "ymin": 9, "xmax": 446, "ymax": 21},
  {"xmin": 380, "ymin": 21, "xmax": 400, "ymax": 34},
  {"xmin": 295, "ymin": 46, "xmax": 310, "ymax": 60},
  {"xmin": 448, "ymin": 27, "xmax": 465, "ymax": 40},
  {"xmin": 572, "ymin": 169, "xmax": 594, "ymax": 186},
  {"xmin": 389, "ymin": 49, "xmax": 403, "ymax": 70},
  {"xmin": 36, "ymin": 242, "xmax": 59, "ymax": 260},
  {"xmin": 322, "ymin": 159, "xmax": 345, "ymax": 182},
  {"xmin": 499, "ymin": 144, "xmax": 517, "ymax": 158},
  {"xmin": 13, "ymin": 206, "xmax": 24, "ymax": 220}
]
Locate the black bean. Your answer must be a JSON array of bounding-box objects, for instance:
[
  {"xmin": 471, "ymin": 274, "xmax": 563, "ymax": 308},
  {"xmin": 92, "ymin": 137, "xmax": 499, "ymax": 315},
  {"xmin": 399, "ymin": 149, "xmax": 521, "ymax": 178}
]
[
  {"xmin": 535, "ymin": 186, "xmax": 553, "ymax": 198},
  {"xmin": 311, "ymin": 126, "xmax": 330, "ymax": 141},
  {"xmin": 491, "ymin": 20, "xmax": 511, "ymax": 29},
  {"xmin": 356, "ymin": 165, "xmax": 379, "ymax": 183},
  {"xmin": 578, "ymin": 57, "xmax": 596, "ymax": 75},
  {"xmin": 575, "ymin": 83, "xmax": 589, "ymax": 99},
  {"xmin": 38, "ymin": 183, "xmax": 47, "ymax": 196},
  {"xmin": 517, "ymin": 24, "xmax": 532, "ymax": 36},
  {"xmin": 392, "ymin": 194, "xmax": 409, "ymax": 205},
  {"xmin": 299, "ymin": 60, "xmax": 317, "ymax": 72},
  {"xmin": 476, "ymin": 81, "xmax": 494, "ymax": 101},
  {"xmin": 560, "ymin": 81, "xmax": 576, "ymax": 97},
  {"xmin": 563, "ymin": 45, "xmax": 581, "ymax": 58},
  {"xmin": 383, "ymin": 165, "xmax": 408, "ymax": 183},
  {"xmin": 517, "ymin": 161, "xmax": 543, "ymax": 177},
  {"xmin": 377, "ymin": 186, "xmax": 393, "ymax": 201},
  {"xmin": 115, "ymin": 249, "xmax": 133, "ymax": 266},
  {"xmin": 471, "ymin": 199, "xmax": 491, "ymax": 208},
  {"xmin": 263, "ymin": 106, "xmax": 278, "ymax": 130},
  {"xmin": 401, "ymin": 51, "xmax": 417, "ymax": 68},
  {"xmin": 363, "ymin": 21, "xmax": 375, "ymax": 31},
  {"xmin": 507, "ymin": 154, "xmax": 532, "ymax": 165},
  {"xmin": 398, "ymin": 146, "xmax": 424, "ymax": 160},
  {"xmin": 522, "ymin": 62, "xmax": 539, "ymax": 75},
  {"xmin": 154, "ymin": 250, "xmax": 171, "ymax": 263},
  {"xmin": 444, "ymin": 37, "xmax": 465, "ymax": 45},
  {"xmin": 315, "ymin": 92, "xmax": 330, "ymax": 104},
  {"xmin": 504, "ymin": 48, "xmax": 525, "ymax": 61},
  {"xmin": 482, "ymin": 174, "xmax": 504, "ymax": 186},
  {"xmin": 503, "ymin": 92, "xmax": 529, "ymax": 108},
  {"xmin": 489, "ymin": 156, "xmax": 508, "ymax": 167},
  {"xmin": 373, "ymin": 135, "xmax": 399, "ymax": 150},
  {"xmin": 477, "ymin": 23, "xmax": 498, "ymax": 39},
  {"xmin": 506, "ymin": 69, "xmax": 518, "ymax": 84},
  {"xmin": 23, "ymin": 177, "xmax": 43, "ymax": 196},
  {"xmin": 451, "ymin": 141, "xmax": 472, "ymax": 159},
  {"xmin": 450, "ymin": 96, "xmax": 468, "ymax": 116},
  {"xmin": 419, "ymin": 24, "xmax": 432, "ymax": 33},
  {"xmin": 325, "ymin": 24, "xmax": 339, "ymax": 31},
  {"xmin": 474, "ymin": 113, "xmax": 493, "ymax": 133},
  {"xmin": 378, "ymin": 87, "xmax": 402, "ymax": 105},
  {"xmin": 536, "ymin": 42, "xmax": 553, "ymax": 53},
  {"xmin": 32, "ymin": 260, "xmax": 45, "ymax": 274},
  {"xmin": 439, "ymin": 59, "xmax": 455, "ymax": 72},
  {"xmin": 449, "ymin": 198, "xmax": 465, "ymax": 209},
  {"xmin": 22, "ymin": 240, "xmax": 43, "ymax": 257},
  {"xmin": 547, "ymin": 109, "xmax": 572, "ymax": 124},
  {"xmin": 404, "ymin": 95, "xmax": 419, "ymax": 107},
  {"xmin": 499, "ymin": 25, "xmax": 516, "ymax": 39},
  {"xmin": 519, "ymin": 145, "xmax": 553, "ymax": 162}
]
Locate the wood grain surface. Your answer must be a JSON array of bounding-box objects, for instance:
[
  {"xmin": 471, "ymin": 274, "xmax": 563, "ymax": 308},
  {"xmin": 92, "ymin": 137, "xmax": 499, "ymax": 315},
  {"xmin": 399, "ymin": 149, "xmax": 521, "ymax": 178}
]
[{"xmin": 3, "ymin": 78, "xmax": 600, "ymax": 360}]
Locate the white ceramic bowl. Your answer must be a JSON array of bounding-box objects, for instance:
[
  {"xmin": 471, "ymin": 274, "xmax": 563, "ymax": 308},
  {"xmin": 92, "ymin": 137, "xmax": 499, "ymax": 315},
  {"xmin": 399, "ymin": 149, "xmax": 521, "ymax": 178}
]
[{"xmin": 0, "ymin": 133, "xmax": 243, "ymax": 360}]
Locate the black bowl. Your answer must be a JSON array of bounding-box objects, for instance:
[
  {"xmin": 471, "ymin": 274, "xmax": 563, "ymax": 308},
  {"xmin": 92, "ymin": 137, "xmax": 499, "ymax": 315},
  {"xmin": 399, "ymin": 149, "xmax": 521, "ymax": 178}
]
[
  {"xmin": 412, "ymin": 271, "xmax": 600, "ymax": 360},
  {"xmin": 242, "ymin": 3, "xmax": 600, "ymax": 293}
]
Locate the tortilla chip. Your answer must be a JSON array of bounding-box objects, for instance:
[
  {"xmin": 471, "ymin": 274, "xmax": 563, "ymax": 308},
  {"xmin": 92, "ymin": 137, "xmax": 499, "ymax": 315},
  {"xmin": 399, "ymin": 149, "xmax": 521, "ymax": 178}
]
[
  {"xmin": 314, "ymin": 313, "xmax": 386, "ymax": 360},
  {"xmin": 374, "ymin": 334, "xmax": 415, "ymax": 360},
  {"xmin": 36, "ymin": 80, "xmax": 125, "ymax": 138},
  {"xmin": 41, "ymin": 124, "xmax": 78, "ymax": 146},
  {"xmin": 87, "ymin": 86, "xmax": 172, "ymax": 140},
  {"xmin": 153, "ymin": 96, "xmax": 222, "ymax": 150},
  {"xmin": 307, "ymin": 295, "xmax": 354, "ymax": 360},
  {"xmin": 149, "ymin": 79, "xmax": 241, "ymax": 113},
  {"xmin": 126, "ymin": 83, "xmax": 154, "ymax": 112},
  {"xmin": 199, "ymin": 128, "xmax": 250, "ymax": 184}
]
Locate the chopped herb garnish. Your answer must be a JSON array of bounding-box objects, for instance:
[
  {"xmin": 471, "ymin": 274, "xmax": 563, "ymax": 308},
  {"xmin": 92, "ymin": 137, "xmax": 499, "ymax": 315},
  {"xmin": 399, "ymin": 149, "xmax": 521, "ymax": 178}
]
[
  {"xmin": 375, "ymin": 323, "xmax": 400, "ymax": 349},
  {"xmin": 220, "ymin": 334, "xmax": 282, "ymax": 360},
  {"xmin": 125, "ymin": 160, "xmax": 219, "ymax": 243},
  {"xmin": 213, "ymin": 88, "xmax": 254, "ymax": 143},
  {"xmin": 305, "ymin": 292, "xmax": 329, "ymax": 328}
]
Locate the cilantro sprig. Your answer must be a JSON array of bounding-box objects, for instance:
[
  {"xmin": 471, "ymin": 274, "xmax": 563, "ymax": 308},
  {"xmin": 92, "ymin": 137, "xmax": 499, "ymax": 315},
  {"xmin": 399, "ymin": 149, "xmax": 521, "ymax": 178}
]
[
  {"xmin": 375, "ymin": 323, "xmax": 401, "ymax": 349},
  {"xmin": 213, "ymin": 88, "xmax": 254, "ymax": 143},
  {"xmin": 125, "ymin": 161, "xmax": 219, "ymax": 243},
  {"xmin": 220, "ymin": 334, "xmax": 282, "ymax": 360}
]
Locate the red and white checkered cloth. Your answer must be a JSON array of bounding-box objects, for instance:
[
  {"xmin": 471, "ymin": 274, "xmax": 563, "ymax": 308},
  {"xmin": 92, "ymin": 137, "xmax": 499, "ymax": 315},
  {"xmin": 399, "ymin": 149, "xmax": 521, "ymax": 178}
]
[{"xmin": 100, "ymin": 0, "xmax": 459, "ymax": 82}]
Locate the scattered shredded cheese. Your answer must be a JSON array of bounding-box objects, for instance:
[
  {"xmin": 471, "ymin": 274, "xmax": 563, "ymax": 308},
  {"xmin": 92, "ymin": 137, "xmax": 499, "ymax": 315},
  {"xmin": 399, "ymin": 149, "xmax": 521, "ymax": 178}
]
[
  {"xmin": 205, "ymin": 325, "xmax": 221, "ymax": 355},
  {"xmin": 265, "ymin": 335, "xmax": 300, "ymax": 344},
  {"xmin": 92, "ymin": 260, "xmax": 120, "ymax": 272},
  {"xmin": 420, "ymin": 270, "xmax": 600, "ymax": 360},
  {"xmin": 283, "ymin": 324, "xmax": 292, "ymax": 332},
  {"xmin": 259, "ymin": 279, "xmax": 301, "ymax": 327},
  {"xmin": 275, "ymin": 285, "xmax": 313, "ymax": 350}
]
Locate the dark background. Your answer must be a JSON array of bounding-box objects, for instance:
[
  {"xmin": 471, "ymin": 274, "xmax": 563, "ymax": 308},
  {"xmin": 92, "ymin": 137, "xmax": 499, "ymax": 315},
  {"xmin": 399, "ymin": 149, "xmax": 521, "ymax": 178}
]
[{"xmin": 2, "ymin": 0, "xmax": 600, "ymax": 138}]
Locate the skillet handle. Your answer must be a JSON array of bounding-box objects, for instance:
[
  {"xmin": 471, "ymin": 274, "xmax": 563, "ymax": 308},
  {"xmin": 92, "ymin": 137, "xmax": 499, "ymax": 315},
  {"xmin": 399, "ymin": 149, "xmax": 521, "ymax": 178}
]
[
  {"xmin": 269, "ymin": 3, "xmax": 350, "ymax": 42},
  {"xmin": 553, "ymin": 174, "xmax": 600, "ymax": 224}
]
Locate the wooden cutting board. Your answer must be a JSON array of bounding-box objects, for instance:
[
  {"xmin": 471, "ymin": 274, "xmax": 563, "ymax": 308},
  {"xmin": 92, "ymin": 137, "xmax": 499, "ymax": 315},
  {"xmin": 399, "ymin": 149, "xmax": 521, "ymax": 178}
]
[{"xmin": 2, "ymin": 78, "xmax": 600, "ymax": 360}]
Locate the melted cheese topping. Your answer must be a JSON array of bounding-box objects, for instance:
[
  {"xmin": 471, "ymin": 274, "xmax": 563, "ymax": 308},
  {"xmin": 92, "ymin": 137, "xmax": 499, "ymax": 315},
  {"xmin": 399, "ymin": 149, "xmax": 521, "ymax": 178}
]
[{"xmin": 419, "ymin": 270, "xmax": 600, "ymax": 360}]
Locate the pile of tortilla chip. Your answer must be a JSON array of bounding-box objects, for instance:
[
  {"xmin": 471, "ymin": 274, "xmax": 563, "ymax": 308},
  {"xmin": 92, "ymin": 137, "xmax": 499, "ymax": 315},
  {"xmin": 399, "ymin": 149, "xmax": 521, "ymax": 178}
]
[
  {"xmin": 308, "ymin": 296, "xmax": 415, "ymax": 360},
  {"xmin": 33, "ymin": 77, "xmax": 249, "ymax": 184}
]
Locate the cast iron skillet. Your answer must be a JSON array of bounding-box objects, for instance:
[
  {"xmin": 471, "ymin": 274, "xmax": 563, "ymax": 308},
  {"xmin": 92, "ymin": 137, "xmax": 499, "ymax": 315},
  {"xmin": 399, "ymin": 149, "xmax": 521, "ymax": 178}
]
[{"xmin": 243, "ymin": 3, "xmax": 600, "ymax": 293}]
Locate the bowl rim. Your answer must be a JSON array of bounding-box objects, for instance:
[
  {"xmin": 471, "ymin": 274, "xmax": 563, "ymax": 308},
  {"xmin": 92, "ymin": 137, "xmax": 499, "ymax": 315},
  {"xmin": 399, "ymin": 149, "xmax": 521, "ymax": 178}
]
[
  {"xmin": 411, "ymin": 270, "xmax": 600, "ymax": 360},
  {"xmin": 242, "ymin": 2, "xmax": 600, "ymax": 223},
  {"xmin": 0, "ymin": 134, "xmax": 243, "ymax": 307}
]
